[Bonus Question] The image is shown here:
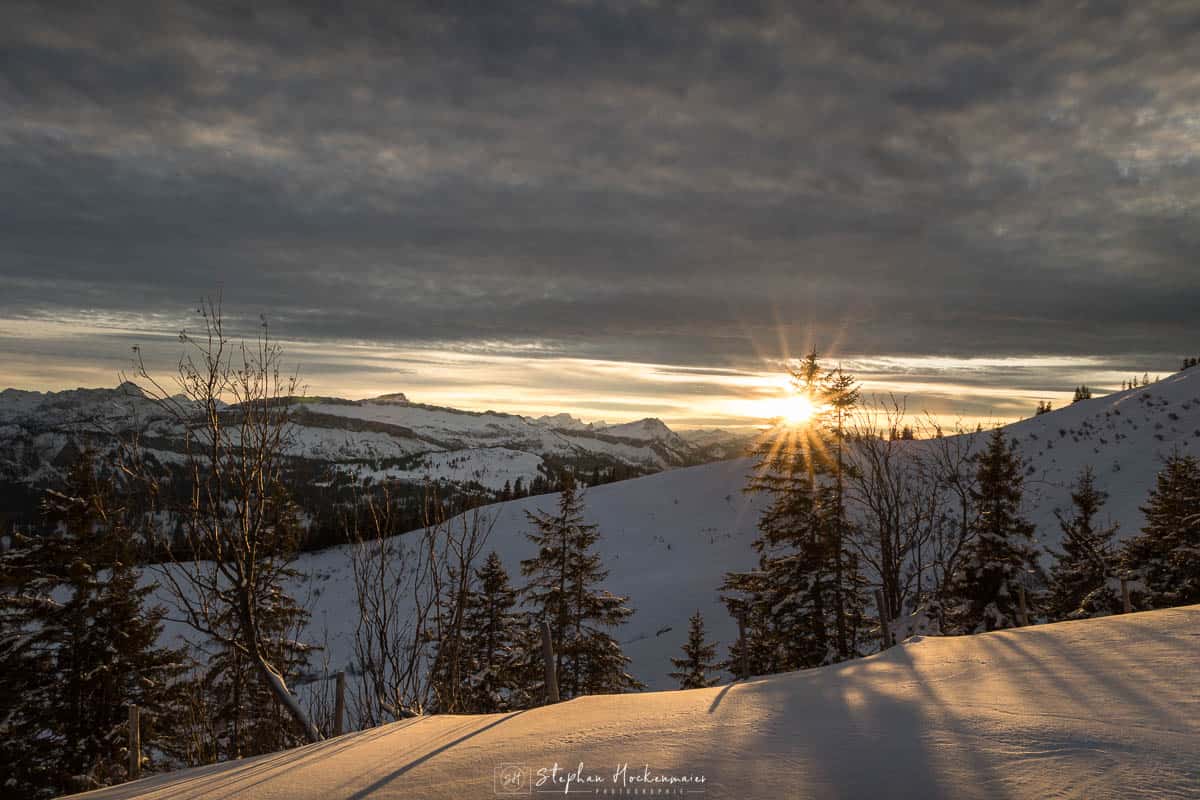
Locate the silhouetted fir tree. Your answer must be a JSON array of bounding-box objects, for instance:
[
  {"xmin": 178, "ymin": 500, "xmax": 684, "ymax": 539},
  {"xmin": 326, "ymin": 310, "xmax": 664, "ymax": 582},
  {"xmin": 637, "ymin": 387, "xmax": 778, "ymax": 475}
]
[
  {"xmin": 0, "ymin": 452, "xmax": 188, "ymax": 798},
  {"xmin": 447, "ymin": 552, "xmax": 527, "ymax": 712},
  {"xmin": 1120, "ymin": 453, "xmax": 1200, "ymax": 609},
  {"xmin": 722, "ymin": 351, "xmax": 865, "ymax": 670},
  {"xmin": 945, "ymin": 429, "xmax": 1041, "ymax": 632},
  {"xmin": 822, "ymin": 364, "xmax": 863, "ymax": 659},
  {"xmin": 520, "ymin": 477, "xmax": 641, "ymax": 699},
  {"xmin": 722, "ymin": 569, "xmax": 788, "ymax": 679},
  {"xmin": 1072, "ymin": 386, "xmax": 1092, "ymax": 403},
  {"xmin": 669, "ymin": 611, "xmax": 720, "ymax": 689},
  {"xmin": 1047, "ymin": 467, "xmax": 1121, "ymax": 619}
]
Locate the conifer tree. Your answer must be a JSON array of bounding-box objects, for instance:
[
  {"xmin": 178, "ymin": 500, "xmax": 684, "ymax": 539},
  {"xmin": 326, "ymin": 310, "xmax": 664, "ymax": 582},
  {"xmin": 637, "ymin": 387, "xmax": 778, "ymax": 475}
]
[
  {"xmin": 822, "ymin": 364, "xmax": 863, "ymax": 658},
  {"xmin": 0, "ymin": 452, "xmax": 187, "ymax": 798},
  {"xmin": 1047, "ymin": 467, "xmax": 1120, "ymax": 619},
  {"xmin": 520, "ymin": 477, "xmax": 641, "ymax": 699},
  {"xmin": 722, "ymin": 351, "xmax": 865, "ymax": 670},
  {"xmin": 945, "ymin": 429, "xmax": 1041, "ymax": 632},
  {"xmin": 669, "ymin": 611, "xmax": 721, "ymax": 689},
  {"xmin": 437, "ymin": 552, "xmax": 527, "ymax": 712},
  {"xmin": 1121, "ymin": 453, "xmax": 1200, "ymax": 608}
]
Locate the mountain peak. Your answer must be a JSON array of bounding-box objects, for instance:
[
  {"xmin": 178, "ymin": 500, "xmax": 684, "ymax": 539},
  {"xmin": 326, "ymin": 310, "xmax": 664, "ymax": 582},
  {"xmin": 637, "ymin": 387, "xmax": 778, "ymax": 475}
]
[
  {"xmin": 600, "ymin": 417, "xmax": 677, "ymax": 442},
  {"xmin": 115, "ymin": 380, "xmax": 146, "ymax": 399},
  {"xmin": 536, "ymin": 412, "xmax": 595, "ymax": 431},
  {"xmin": 365, "ymin": 392, "xmax": 410, "ymax": 405}
]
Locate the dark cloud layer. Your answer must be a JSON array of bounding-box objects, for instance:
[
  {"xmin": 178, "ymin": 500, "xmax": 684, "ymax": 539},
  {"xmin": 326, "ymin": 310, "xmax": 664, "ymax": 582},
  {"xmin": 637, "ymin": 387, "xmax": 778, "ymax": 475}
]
[{"xmin": 2, "ymin": 0, "xmax": 1198, "ymax": 376}]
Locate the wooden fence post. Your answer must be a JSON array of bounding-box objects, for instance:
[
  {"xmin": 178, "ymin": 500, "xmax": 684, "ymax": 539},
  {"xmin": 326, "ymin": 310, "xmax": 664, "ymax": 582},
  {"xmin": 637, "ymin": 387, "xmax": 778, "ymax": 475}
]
[
  {"xmin": 874, "ymin": 589, "xmax": 892, "ymax": 649},
  {"xmin": 1121, "ymin": 578, "xmax": 1132, "ymax": 614},
  {"xmin": 128, "ymin": 704, "xmax": 141, "ymax": 780},
  {"xmin": 1017, "ymin": 584, "xmax": 1029, "ymax": 627},
  {"xmin": 540, "ymin": 620, "xmax": 560, "ymax": 704},
  {"xmin": 333, "ymin": 670, "xmax": 346, "ymax": 736}
]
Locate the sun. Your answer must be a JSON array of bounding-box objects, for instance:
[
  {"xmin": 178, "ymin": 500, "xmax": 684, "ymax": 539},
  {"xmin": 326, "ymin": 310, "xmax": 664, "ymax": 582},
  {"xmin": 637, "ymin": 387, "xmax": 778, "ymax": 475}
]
[{"xmin": 779, "ymin": 393, "xmax": 818, "ymax": 426}]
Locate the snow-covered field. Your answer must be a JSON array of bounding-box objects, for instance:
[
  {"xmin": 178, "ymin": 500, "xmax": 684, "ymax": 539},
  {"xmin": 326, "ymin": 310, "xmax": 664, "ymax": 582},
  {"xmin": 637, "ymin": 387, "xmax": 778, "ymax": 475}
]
[{"xmin": 72, "ymin": 605, "xmax": 1200, "ymax": 799}]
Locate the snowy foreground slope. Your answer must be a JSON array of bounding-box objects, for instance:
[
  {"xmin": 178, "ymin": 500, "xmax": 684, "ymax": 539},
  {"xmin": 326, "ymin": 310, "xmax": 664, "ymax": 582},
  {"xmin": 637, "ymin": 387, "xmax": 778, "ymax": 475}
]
[{"xmin": 73, "ymin": 606, "xmax": 1200, "ymax": 800}]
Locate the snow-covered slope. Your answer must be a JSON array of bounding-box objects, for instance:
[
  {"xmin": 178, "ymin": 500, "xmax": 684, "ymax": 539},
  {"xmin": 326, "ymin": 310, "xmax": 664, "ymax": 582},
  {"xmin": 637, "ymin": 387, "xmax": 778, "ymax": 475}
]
[
  {"xmin": 71, "ymin": 605, "xmax": 1200, "ymax": 800},
  {"xmin": 267, "ymin": 456, "xmax": 763, "ymax": 692},
  {"xmin": 946, "ymin": 369, "xmax": 1200, "ymax": 554}
]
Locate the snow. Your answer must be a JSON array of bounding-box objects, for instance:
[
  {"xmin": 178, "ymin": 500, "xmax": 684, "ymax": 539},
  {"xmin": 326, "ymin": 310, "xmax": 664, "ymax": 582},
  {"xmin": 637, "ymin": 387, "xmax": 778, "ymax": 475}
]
[
  {"xmin": 353, "ymin": 447, "xmax": 545, "ymax": 491},
  {"xmin": 69, "ymin": 605, "xmax": 1200, "ymax": 799},
  {"xmin": 284, "ymin": 424, "xmax": 433, "ymax": 461},
  {"xmin": 140, "ymin": 456, "xmax": 764, "ymax": 697},
  {"xmin": 145, "ymin": 370, "xmax": 1200, "ymax": 697}
]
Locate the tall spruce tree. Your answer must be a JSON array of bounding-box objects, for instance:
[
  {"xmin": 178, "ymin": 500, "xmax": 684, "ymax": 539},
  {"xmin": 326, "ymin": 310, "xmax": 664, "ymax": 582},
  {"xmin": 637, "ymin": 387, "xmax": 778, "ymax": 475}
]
[
  {"xmin": 434, "ymin": 552, "xmax": 527, "ymax": 712},
  {"xmin": 0, "ymin": 452, "xmax": 187, "ymax": 798},
  {"xmin": 722, "ymin": 566, "xmax": 787, "ymax": 679},
  {"xmin": 946, "ymin": 429, "xmax": 1041, "ymax": 632},
  {"xmin": 1047, "ymin": 467, "xmax": 1121, "ymax": 619},
  {"xmin": 669, "ymin": 611, "xmax": 721, "ymax": 689},
  {"xmin": 821, "ymin": 364, "xmax": 865, "ymax": 659},
  {"xmin": 520, "ymin": 477, "xmax": 641, "ymax": 699},
  {"xmin": 722, "ymin": 352, "xmax": 865, "ymax": 671},
  {"xmin": 1121, "ymin": 453, "xmax": 1200, "ymax": 608}
]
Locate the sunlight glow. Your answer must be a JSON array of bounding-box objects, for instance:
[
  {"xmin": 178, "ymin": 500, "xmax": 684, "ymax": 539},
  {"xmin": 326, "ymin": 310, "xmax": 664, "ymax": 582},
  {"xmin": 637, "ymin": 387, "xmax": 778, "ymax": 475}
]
[{"xmin": 780, "ymin": 393, "xmax": 818, "ymax": 426}]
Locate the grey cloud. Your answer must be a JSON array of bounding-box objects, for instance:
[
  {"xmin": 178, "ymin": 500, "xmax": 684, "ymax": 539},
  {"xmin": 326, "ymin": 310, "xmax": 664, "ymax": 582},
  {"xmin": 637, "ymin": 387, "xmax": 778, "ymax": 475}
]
[{"xmin": 1, "ymin": 0, "xmax": 1198, "ymax": 387}]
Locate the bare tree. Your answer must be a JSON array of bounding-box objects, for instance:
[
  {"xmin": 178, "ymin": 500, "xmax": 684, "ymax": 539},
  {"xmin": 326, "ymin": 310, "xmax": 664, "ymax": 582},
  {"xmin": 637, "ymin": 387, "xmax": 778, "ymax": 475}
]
[
  {"xmin": 346, "ymin": 485, "xmax": 493, "ymax": 726},
  {"xmin": 920, "ymin": 418, "xmax": 980, "ymax": 605},
  {"xmin": 121, "ymin": 298, "xmax": 322, "ymax": 743},
  {"xmin": 847, "ymin": 396, "xmax": 925, "ymax": 621},
  {"xmin": 846, "ymin": 403, "xmax": 983, "ymax": 637}
]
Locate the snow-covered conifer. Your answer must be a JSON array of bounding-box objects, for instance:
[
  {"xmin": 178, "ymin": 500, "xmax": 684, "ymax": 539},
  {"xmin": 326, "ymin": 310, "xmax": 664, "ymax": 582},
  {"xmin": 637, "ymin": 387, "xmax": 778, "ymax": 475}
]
[{"xmin": 669, "ymin": 611, "xmax": 721, "ymax": 689}]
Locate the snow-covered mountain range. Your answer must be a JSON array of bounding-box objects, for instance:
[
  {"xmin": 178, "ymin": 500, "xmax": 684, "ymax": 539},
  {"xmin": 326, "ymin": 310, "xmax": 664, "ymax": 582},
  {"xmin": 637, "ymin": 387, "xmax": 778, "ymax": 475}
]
[{"xmin": 0, "ymin": 384, "xmax": 754, "ymax": 521}]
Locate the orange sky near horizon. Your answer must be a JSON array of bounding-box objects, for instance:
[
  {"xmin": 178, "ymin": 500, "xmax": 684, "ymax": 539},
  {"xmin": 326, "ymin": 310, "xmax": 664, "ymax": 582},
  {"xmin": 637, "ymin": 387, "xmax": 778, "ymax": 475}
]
[{"xmin": 0, "ymin": 314, "xmax": 1154, "ymax": 432}]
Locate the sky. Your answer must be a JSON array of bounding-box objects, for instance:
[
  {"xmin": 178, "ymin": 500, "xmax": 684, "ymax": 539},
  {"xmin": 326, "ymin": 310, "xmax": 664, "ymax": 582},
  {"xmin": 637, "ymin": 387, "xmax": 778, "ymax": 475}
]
[{"xmin": 1, "ymin": 1, "xmax": 1197, "ymax": 429}]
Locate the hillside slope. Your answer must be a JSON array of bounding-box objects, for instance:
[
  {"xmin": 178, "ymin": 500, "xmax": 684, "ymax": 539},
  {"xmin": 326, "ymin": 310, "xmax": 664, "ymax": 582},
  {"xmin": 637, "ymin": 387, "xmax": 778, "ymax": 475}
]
[{"xmin": 72, "ymin": 605, "xmax": 1200, "ymax": 800}]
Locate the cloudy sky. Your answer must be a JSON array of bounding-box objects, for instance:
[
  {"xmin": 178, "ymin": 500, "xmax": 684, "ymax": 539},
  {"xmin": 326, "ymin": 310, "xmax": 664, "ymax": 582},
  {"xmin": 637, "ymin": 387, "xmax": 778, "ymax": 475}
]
[{"xmin": 2, "ymin": 1, "xmax": 1197, "ymax": 428}]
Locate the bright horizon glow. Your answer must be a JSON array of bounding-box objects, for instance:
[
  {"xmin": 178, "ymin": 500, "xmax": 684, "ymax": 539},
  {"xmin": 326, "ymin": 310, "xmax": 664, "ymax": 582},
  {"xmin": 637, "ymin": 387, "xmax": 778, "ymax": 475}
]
[
  {"xmin": 771, "ymin": 393, "xmax": 820, "ymax": 427},
  {"xmin": 0, "ymin": 314, "xmax": 1166, "ymax": 433}
]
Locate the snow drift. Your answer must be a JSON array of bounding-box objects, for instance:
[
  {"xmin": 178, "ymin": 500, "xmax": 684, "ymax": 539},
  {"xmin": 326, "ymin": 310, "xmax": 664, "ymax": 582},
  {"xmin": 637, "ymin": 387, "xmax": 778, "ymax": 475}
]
[{"xmin": 69, "ymin": 605, "xmax": 1200, "ymax": 799}]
